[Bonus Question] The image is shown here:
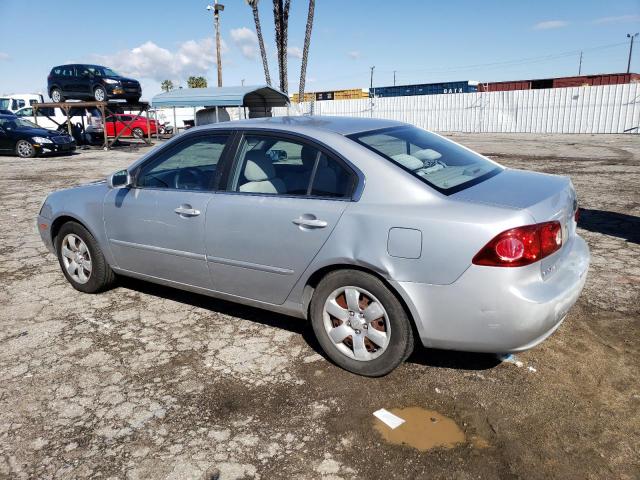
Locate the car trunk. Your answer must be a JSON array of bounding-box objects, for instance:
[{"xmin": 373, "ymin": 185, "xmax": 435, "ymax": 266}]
[{"xmin": 452, "ymin": 168, "xmax": 578, "ymax": 276}]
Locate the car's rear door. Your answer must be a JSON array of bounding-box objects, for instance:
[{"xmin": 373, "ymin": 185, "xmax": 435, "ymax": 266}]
[
  {"xmin": 205, "ymin": 130, "xmax": 358, "ymax": 304},
  {"xmin": 103, "ymin": 131, "xmax": 232, "ymax": 287}
]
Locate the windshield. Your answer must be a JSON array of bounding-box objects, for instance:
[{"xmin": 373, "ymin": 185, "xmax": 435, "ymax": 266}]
[
  {"xmin": 349, "ymin": 126, "xmax": 502, "ymax": 194},
  {"xmin": 0, "ymin": 98, "xmax": 10, "ymax": 109},
  {"xmin": 88, "ymin": 66, "xmax": 120, "ymax": 77},
  {"xmin": 0, "ymin": 117, "xmax": 40, "ymax": 130}
]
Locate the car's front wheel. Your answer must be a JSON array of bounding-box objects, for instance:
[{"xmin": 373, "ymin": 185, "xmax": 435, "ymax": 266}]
[
  {"xmin": 94, "ymin": 86, "xmax": 107, "ymax": 102},
  {"xmin": 310, "ymin": 270, "xmax": 414, "ymax": 376},
  {"xmin": 55, "ymin": 222, "xmax": 115, "ymax": 293},
  {"xmin": 15, "ymin": 140, "xmax": 36, "ymax": 158},
  {"xmin": 132, "ymin": 127, "xmax": 144, "ymax": 138}
]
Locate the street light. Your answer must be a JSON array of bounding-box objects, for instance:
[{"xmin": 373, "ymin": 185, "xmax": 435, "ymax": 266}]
[
  {"xmin": 627, "ymin": 33, "xmax": 638, "ymax": 74},
  {"xmin": 206, "ymin": 0, "xmax": 225, "ymax": 87}
]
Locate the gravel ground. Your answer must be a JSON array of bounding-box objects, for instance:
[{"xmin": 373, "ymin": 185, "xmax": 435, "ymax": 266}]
[{"xmin": 0, "ymin": 133, "xmax": 638, "ymax": 480}]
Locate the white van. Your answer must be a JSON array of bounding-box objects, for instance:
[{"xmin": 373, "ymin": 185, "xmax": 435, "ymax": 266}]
[
  {"xmin": 0, "ymin": 94, "xmax": 45, "ymax": 113},
  {"xmin": 14, "ymin": 105, "xmax": 104, "ymax": 133}
]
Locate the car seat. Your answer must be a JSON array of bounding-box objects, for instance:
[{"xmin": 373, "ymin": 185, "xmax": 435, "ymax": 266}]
[{"xmin": 239, "ymin": 152, "xmax": 286, "ymax": 194}]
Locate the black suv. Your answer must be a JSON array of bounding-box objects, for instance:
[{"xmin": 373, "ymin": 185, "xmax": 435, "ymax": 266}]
[{"xmin": 48, "ymin": 64, "xmax": 141, "ymax": 104}]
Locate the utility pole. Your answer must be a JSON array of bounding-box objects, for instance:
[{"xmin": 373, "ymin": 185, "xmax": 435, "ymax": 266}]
[
  {"xmin": 393, "ymin": 70, "xmax": 396, "ymax": 86},
  {"xmin": 578, "ymin": 51, "xmax": 583, "ymax": 75},
  {"xmin": 369, "ymin": 66, "xmax": 375, "ymax": 117},
  {"xmin": 207, "ymin": 1, "xmax": 225, "ymax": 87},
  {"xmin": 627, "ymin": 33, "xmax": 638, "ymax": 74}
]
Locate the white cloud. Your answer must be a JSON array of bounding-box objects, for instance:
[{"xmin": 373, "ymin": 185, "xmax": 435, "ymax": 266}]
[
  {"xmin": 287, "ymin": 46, "xmax": 303, "ymax": 60},
  {"xmin": 231, "ymin": 27, "xmax": 258, "ymax": 60},
  {"xmin": 593, "ymin": 14, "xmax": 640, "ymax": 24},
  {"xmin": 347, "ymin": 50, "xmax": 360, "ymax": 60},
  {"xmin": 0, "ymin": 52, "xmax": 9, "ymax": 61},
  {"xmin": 93, "ymin": 38, "xmax": 227, "ymax": 83},
  {"xmin": 533, "ymin": 20, "xmax": 569, "ymax": 30}
]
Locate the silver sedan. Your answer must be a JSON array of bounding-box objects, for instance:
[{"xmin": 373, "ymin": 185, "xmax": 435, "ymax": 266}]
[{"xmin": 37, "ymin": 116, "xmax": 590, "ymax": 376}]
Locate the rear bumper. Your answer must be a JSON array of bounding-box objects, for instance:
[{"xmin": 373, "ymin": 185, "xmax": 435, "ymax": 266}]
[{"xmin": 392, "ymin": 235, "xmax": 590, "ymax": 353}]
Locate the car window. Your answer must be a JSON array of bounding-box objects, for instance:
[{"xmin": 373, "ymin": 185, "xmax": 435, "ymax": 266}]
[
  {"xmin": 230, "ymin": 135, "xmax": 318, "ymax": 196},
  {"xmin": 349, "ymin": 126, "xmax": 502, "ymax": 194},
  {"xmin": 310, "ymin": 153, "xmax": 355, "ymax": 198},
  {"xmin": 137, "ymin": 135, "xmax": 229, "ymax": 191},
  {"xmin": 229, "ymin": 134, "xmax": 355, "ymax": 198},
  {"xmin": 119, "ymin": 115, "xmax": 133, "ymax": 122},
  {"xmin": 16, "ymin": 108, "xmax": 32, "ymax": 117}
]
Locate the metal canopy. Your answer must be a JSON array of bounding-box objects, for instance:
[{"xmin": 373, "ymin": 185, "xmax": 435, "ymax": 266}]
[{"xmin": 150, "ymin": 85, "xmax": 289, "ymax": 108}]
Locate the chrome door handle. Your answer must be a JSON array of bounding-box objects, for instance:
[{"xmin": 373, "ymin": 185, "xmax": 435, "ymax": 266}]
[
  {"xmin": 174, "ymin": 205, "xmax": 201, "ymax": 217},
  {"xmin": 293, "ymin": 217, "xmax": 327, "ymax": 228}
]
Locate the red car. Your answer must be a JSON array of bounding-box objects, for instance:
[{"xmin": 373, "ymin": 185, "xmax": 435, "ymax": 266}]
[{"xmin": 105, "ymin": 114, "xmax": 157, "ymax": 138}]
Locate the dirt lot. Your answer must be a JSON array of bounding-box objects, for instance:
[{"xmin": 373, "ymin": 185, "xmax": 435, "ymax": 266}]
[{"xmin": 0, "ymin": 133, "xmax": 638, "ymax": 480}]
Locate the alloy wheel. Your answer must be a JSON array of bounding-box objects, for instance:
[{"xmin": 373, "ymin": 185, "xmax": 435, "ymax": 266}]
[
  {"xmin": 16, "ymin": 141, "xmax": 34, "ymax": 158},
  {"xmin": 94, "ymin": 88, "xmax": 106, "ymax": 102},
  {"xmin": 60, "ymin": 234, "xmax": 92, "ymax": 284},
  {"xmin": 322, "ymin": 286, "xmax": 391, "ymax": 361}
]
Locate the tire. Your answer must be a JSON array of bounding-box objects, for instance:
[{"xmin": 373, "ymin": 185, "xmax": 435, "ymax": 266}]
[
  {"xmin": 50, "ymin": 88, "xmax": 64, "ymax": 103},
  {"xmin": 55, "ymin": 221, "xmax": 115, "ymax": 293},
  {"xmin": 15, "ymin": 140, "xmax": 36, "ymax": 158},
  {"xmin": 132, "ymin": 127, "xmax": 144, "ymax": 138},
  {"xmin": 94, "ymin": 86, "xmax": 107, "ymax": 102},
  {"xmin": 310, "ymin": 270, "xmax": 414, "ymax": 376}
]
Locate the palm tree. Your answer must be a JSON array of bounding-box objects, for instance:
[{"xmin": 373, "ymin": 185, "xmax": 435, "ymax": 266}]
[
  {"xmin": 245, "ymin": 0, "xmax": 272, "ymax": 86},
  {"xmin": 298, "ymin": 0, "xmax": 315, "ymax": 103},
  {"xmin": 160, "ymin": 79, "xmax": 174, "ymax": 92},
  {"xmin": 273, "ymin": 0, "xmax": 291, "ymax": 93}
]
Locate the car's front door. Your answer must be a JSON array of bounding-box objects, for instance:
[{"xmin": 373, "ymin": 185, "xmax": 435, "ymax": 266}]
[
  {"xmin": 0, "ymin": 126, "xmax": 13, "ymax": 152},
  {"xmin": 103, "ymin": 132, "xmax": 231, "ymax": 287},
  {"xmin": 205, "ymin": 132, "xmax": 358, "ymax": 304}
]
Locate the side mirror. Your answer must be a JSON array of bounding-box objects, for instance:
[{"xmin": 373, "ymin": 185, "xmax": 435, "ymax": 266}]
[{"xmin": 107, "ymin": 169, "xmax": 132, "ymax": 189}]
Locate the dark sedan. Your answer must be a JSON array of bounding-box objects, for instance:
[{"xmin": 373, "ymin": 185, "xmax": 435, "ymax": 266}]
[{"xmin": 0, "ymin": 115, "xmax": 76, "ymax": 158}]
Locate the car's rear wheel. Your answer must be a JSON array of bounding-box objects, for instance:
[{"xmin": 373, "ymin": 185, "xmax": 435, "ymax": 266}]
[
  {"xmin": 94, "ymin": 86, "xmax": 107, "ymax": 102},
  {"xmin": 132, "ymin": 127, "xmax": 144, "ymax": 138},
  {"xmin": 50, "ymin": 88, "xmax": 64, "ymax": 103},
  {"xmin": 55, "ymin": 222, "xmax": 115, "ymax": 293},
  {"xmin": 310, "ymin": 270, "xmax": 414, "ymax": 376},
  {"xmin": 15, "ymin": 140, "xmax": 36, "ymax": 158}
]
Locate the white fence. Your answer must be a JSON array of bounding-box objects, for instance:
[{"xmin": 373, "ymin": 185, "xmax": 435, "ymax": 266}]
[{"xmin": 274, "ymin": 83, "xmax": 640, "ymax": 134}]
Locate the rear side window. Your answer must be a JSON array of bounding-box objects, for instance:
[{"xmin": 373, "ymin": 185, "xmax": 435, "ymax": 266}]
[
  {"xmin": 349, "ymin": 126, "xmax": 502, "ymax": 194},
  {"xmin": 228, "ymin": 134, "xmax": 355, "ymax": 198}
]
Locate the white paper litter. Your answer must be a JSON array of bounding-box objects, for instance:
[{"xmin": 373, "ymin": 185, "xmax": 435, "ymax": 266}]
[{"xmin": 373, "ymin": 409, "xmax": 406, "ymax": 429}]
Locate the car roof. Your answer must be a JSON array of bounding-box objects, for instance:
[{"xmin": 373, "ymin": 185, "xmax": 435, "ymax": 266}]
[{"xmin": 202, "ymin": 116, "xmax": 407, "ymax": 136}]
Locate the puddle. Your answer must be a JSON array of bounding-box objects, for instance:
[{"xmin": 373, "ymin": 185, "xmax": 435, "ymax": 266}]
[{"xmin": 373, "ymin": 407, "xmax": 466, "ymax": 451}]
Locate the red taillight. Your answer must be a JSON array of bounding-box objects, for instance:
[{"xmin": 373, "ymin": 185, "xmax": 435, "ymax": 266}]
[
  {"xmin": 574, "ymin": 207, "xmax": 580, "ymax": 223},
  {"xmin": 473, "ymin": 221, "xmax": 562, "ymax": 267}
]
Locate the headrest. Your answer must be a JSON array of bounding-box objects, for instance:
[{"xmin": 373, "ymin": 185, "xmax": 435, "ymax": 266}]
[
  {"xmin": 301, "ymin": 145, "xmax": 317, "ymax": 167},
  {"xmin": 413, "ymin": 148, "xmax": 442, "ymax": 162},
  {"xmin": 244, "ymin": 156, "xmax": 276, "ymax": 182},
  {"xmin": 391, "ymin": 153, "xmax": 423, "ymax": 171}
]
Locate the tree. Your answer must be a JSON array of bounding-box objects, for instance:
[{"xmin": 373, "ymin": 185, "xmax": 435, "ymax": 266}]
[
  {"xmin": 245, "ymin": 0, "xmax": 272, "ymax": 86},
  {"xmin": 160, "ymin": 80, "xmax": 174, "ymax": 92},
  {"xmin": 272, "ymin": 0, "xmax": 291, "ymax": 93},
  {"xmin": 298, "ymin": 0, "xmax": 315, "ymax": 103},
  {"xmin": 187, "ymin": 76, "xmax": 208, "ymax": 88}
]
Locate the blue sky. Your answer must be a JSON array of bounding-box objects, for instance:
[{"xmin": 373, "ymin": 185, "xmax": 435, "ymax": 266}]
[{"xmin": 0, "ymin": 0, "xmax": 638, "ymax": 99}]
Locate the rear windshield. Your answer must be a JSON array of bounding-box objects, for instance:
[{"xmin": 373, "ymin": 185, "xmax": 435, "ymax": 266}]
[{"xmin": 349, "ymin": 126, "xmax": 502, "ymax": 194}]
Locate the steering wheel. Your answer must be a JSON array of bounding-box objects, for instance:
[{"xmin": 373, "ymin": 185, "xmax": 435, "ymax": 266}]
[{"xmin": 174, "ymin": 167, "xmax": 203, "ymax": 190}]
